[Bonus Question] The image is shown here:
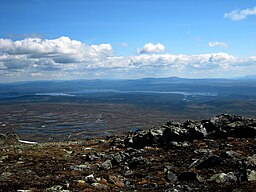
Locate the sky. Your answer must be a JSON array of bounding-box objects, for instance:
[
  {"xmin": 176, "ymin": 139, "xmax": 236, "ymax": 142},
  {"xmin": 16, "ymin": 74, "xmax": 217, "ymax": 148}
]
[{"xmin": 0, "ymin": 0, "xmax": 256, "ymax": 82}]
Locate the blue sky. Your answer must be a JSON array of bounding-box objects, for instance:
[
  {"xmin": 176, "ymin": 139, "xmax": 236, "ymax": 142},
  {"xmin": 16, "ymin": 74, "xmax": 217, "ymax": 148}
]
[{"xmin": 0, "ymin": 0, "xmax": 256, "ymax": 82}]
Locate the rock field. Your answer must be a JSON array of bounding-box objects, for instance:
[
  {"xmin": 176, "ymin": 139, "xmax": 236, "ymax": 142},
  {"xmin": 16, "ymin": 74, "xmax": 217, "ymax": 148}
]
[{"xmin": 0, "ymin": 114, "xmax": 255, "ymax": 191}]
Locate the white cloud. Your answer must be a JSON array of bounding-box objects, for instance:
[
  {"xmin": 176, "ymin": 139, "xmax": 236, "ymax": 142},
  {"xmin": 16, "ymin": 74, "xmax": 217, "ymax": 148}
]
[
  {"xmin": 224, "ymin": 6, "xmax": 256, "ymax": 21},
  {"xmin": 137, "ymin": 43, "xmax": 166, "ymax": 54},
  {"xmin": 208, "ymin": 42, "xmax": 228, "ymax": 48},
  {"xmin": 0, "ymin": 36, "xmax": 256, "ymax": 80},
  {"xmin": 0, "ymin": 36, "xmax": 113, "ymax": 64}
]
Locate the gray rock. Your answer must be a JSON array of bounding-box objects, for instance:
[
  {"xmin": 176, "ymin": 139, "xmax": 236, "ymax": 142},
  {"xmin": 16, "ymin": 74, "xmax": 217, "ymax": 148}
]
[
  {"xmin": 111, "ymin": 153, "xmax": 123, "ymax": 165},
  {"xmin": 0, "ymin": 133, "xmax": 19, "ymax": 144},
  {"xmin": 194, "ymin": 148, "xmax": 212, "ymax": 154},
  {"xmin": 0, "ymin": 172, "xmax": 12, "ymax": 179},
  {"xmin": 247, "ymin": 169, "xmax": 256, "ymax": 181},
  {"xmin": 243, "ymin": 155, "xmax": 256, "ymax": 168},
  {"xmin": 46, "ymin": 185, "xmax": 64, "ymax": 192},
  {"xmin": 0, "ymin": 155, "xmax": 9, "ymax": 162},
  {"xmin": 125, "ymin": 180, "xmax": 135, "ymax": 188},
  {"xmin": 0, "ymin": 134, "xmax": 7, "ymax": 144},
  {"xmin": 85, "ymin": 152, "xmax": 101, "ymax": 161},
  {"xmin": 187, "ymin": 125, "xmax": 208, "ymax": 140},
  {"xmin": 91, "ymin": 183, "xmax": 107, "ymax": 190},
  {"xmin": 189, "ymin": 154, "xmax": 222, "ymax": 169},
  {"xmin": 166, "ymin": 171, "xmax": 177, "ymax": 182},
  {"xmin": 85, "ymin": 174, "xmax": 96, "ymax": 183},
  {"xmin": 128, "ymin": 128, "xmax": 164, "ymax": 148},
  {"xmin": 101, "ymin": 159, "xmax": 112, "ymax": 170},
  {"xmin": 124, "ymin": 170, "xmax": 134, "ymax": 177},
  {"xmin": 162, "ymin": 126, "xmax": 188, "ymax": 142},
  {"xmin": 209, "ymin": 172, "xmax": 237, "ymax": 183},
  {"xmin": 165, "ymin": 184, "xmax": 193, "ymax": 192},
  {"xmin": 69, "ymin": 164, "xmax": 91, "ymax": 171},
  {"xmin": 202, "ymin": 114, "xmax": 256, "ymax": 138},
  {"xmin": 221, "ymin": 150, "xmax": 241, "ymax": 158},
  {"xmin": 167, "ymin": 141, "xmax": 190, "ymax": 149}
]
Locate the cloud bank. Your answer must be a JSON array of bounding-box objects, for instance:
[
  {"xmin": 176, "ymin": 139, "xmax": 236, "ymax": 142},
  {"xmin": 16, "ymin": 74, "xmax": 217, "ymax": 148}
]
[
  {"xmin": 0, "ymin": 36, "xmax": 255, "ymax": 81},
  {"xmin": 224, "ymin": 6, "xmax": 256, "ymax": 21}
]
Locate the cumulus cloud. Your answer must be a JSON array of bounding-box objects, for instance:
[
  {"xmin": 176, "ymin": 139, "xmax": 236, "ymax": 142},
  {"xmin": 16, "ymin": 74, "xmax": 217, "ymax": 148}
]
[
  {"xmin": 0, "ymin": 36, "xmax": 113, "ymax": 65},
  {"xmin": 208, "ymin": 42, "xmax": 228, "ymax": 48},
  {"xmin": 0, "ymin": 36, "xmax": 256, "ymax": 80},
  {"xmin": 224, "ymin": 6, "xmax": 256, "ymax": 21},
  {"xmin": 137, "ymin": 43, "xmax": 166, "ymax": 54}
]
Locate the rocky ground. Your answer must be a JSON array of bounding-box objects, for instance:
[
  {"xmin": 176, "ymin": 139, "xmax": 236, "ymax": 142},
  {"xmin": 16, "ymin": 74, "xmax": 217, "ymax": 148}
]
[{"xmin": 0, "ymin": 114, "xmax": 255, "ymax": 192}]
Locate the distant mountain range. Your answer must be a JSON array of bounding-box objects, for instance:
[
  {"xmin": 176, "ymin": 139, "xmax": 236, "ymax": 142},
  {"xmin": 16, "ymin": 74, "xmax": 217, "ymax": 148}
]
[{"xmin": 0, "ymin": 76, "xmax": 256, "ymax": 97}]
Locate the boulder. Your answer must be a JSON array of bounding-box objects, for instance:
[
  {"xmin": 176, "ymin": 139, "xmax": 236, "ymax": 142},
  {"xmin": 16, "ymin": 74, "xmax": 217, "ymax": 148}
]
[
  {"xmin": 124, "ymin": 128, "xmax": 164, "ymax": 148},
  {"xmin": 160, "ymin": 126, "xmax": 188, "ymax": 148},
  {"xmin": 202, "ymin": 114, "xmax": 256, "ymax": 138},
  {"xmin": 187, "ymin": 125, "xmax": 208, "ymax": 140},
  {"xmin": 189, "ymin": 154, "xmax": 222, "ymax": 169}
]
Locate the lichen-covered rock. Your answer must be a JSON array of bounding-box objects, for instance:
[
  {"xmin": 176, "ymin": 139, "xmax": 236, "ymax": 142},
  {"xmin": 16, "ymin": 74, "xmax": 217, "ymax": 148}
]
[
  {"xmin": 247, "ymin": 169, "xmax": 256, "ymax": 181},
  {"xmin": 209, "ymin": 172, "xmax": 237, "ymax": 183}
]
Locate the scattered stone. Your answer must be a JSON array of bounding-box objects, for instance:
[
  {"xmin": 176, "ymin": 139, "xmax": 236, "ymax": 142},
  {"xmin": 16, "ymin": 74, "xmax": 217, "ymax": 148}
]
[
  {"xmin": 85, "ymin": 152, "xmax": 101, "ymax": 161},
  {"xmin": 243, "ymin": 155, "xmax": 256, "ymax": 168},
  {"xmin": 221, "ymin": 150, "xmax": 241, "ymax": 158},
  {"xmin": 124, "ymin": 169, "xmax": 134, "ymax": 177},
  {"xmin": 0, "ymin": 155, "xmax": 9, "ymax": 162},
  {"xmin": 46, "ymin": 185, "xmax": 65, "ymax": 192},
  {"xmin": 91, "ymin": 183, "xmax": 107, "ymax": 190},
  {"xmin": 85, "ymin": 174, "xmax": 96, "ymax": 183},
  {"xmin": 0, "ymin": 133, "xmax": 19, "ymax": 144},
  {"xmin": 110, "ymin": 153, "xmax": 123, "ymax": 165},
  {"xmin": 70, "ymin": 164, "xmax": 91, "ymax": 171},
  {"xmin": 101, "ymin": 159, "xmax": 112, "ymax": 170},
  {"xmin": 165, "ymin": 184, "xmax": 193, "ymax": 192},
  {"xmin": 194, "ymin": 148, "xmax": 212, "ymax": 154},
  {"xmin": 0, "ymin": 172, "xmax": 12, "ymax": 179},
  {"xmin": 0, "ymin": 114, "xmax": 255, "ymax": 191},
  {"xmin": 166, "ymin": 171, "xmax": 177, "ymax": 182}
]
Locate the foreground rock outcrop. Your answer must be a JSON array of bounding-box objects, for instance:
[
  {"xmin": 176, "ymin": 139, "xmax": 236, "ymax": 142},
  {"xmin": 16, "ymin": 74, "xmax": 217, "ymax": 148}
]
[
  {"xmin": 124, "ymin": 114, "xmax": 256, "ymax": 149},
  {"xmin": 0, "ymin": 114, "xmax": 255, "ymax": 191}
]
